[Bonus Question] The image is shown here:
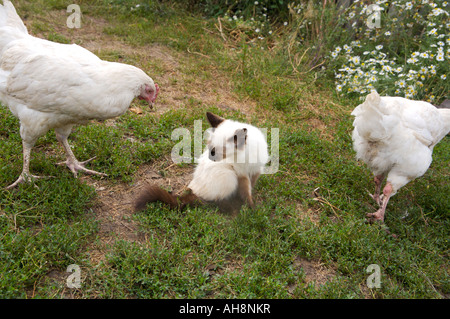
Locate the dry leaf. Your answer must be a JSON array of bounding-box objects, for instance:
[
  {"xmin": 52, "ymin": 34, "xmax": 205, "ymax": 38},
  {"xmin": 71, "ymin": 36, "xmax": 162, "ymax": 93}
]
[{"xmin": 130, "ymin": 107, "xmax": 143, "ymax": 114}]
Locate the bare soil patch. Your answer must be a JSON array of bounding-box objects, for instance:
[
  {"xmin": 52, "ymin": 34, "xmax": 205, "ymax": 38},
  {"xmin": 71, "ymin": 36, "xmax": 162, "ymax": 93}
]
[
  {"xmin": 288, "ymin": 257, "xmax": 337, "ymax": 294},
  {"xmin": 84, "ymin": 158, "xmax": 194, "ymax": 265}
]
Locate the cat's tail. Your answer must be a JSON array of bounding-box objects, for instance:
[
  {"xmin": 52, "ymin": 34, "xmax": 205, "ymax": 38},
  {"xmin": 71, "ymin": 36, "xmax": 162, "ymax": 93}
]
[{"xmin": 134, "ymin": 184, "xmax": 200, "ymax": 212}]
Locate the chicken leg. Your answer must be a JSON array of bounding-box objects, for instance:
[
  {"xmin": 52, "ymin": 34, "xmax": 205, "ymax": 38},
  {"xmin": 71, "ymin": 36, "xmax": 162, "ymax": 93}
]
[
  {"xmin": 369, "ymin": 174, "xmax": 385, "ymax": 206},
  {"xmin": 55, "ymin": 127, "xmax": 107, "ymax": 178},
  {"xmin": 366, "ymin": 182, "xmax": 393, "ymax": 222},
  {"xmin": 5, "ymin": 140, "xmax": 52, "ymax": 189}
]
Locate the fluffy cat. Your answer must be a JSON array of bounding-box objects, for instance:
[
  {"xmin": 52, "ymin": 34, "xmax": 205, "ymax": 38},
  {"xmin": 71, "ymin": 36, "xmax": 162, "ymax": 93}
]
[{"xmin": 135, "ymin": 112, "xmax": 269, "ymax": 212}]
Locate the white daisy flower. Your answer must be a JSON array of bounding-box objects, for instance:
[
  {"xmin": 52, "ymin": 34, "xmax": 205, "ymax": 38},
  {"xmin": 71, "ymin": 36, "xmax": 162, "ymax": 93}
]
[{"xmin": 428, "ymin": 28, "xmax": 438, "ymax": 36}]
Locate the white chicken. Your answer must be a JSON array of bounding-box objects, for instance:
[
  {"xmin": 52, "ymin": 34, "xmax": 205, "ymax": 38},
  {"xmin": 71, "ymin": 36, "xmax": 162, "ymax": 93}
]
[
  {"xmin": 0, "ymin": 1, "xmax": 159, "ymax": 189},
  {"xmin": 351, "ymin": 91, "xmax": 450, "ymax": 222}
]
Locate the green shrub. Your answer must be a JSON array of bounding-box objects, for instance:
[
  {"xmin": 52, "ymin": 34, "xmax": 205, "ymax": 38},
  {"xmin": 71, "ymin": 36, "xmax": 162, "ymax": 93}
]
[
  {"xmin": 169, "ymin": 0, "xmax": 448, "ymax": 103},
  {"xmin": 327, "ymin": 0, "xmax": 449, "ymax": 103},
  {"xmin": 169, "ymin": 0, "xmax": 290, "ymax": 20}
]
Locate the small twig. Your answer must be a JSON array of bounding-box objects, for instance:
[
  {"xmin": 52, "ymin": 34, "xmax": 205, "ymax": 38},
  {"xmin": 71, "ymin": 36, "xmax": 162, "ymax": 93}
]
[
  {"xmin": 201, "ymin": 27, "xmax": 215, "ymax": 35},
  {"xmin": 13, "ymin": 204, "xmax": 41, "ymax": 232},
  {"xmin": 287, "ymin": 47, "xmax": 310, "ymax": 74},
  {"xmin": 31, "ymin": 279, "xmax": 38, "ymax": 299},
  {"xmin": 301, "ymin": 60, "xmax": 326, "ymax": 74},
  {"xmin": 119, "ymin": 221, "xmax": 134, "ymax": 232},
  {"xmin": 319, "ymin": 0, "xmax": 327, "ymax": 39},
  {"xmin": 418, "ymin": 205, "xmax": 428, "ymax": 226},
  {"xmin": 164, "ymin": 162, "xmax": 179, "ymax": 170},
  {"xmin": 313, "ymin": 196, "xmax": 340, "ymax": 218},
  {"xmin": 413, "ymin": 264, "xmax": 444, "ymax": 298},
  {"xmin": 312, "ymin": 187, "xmax": 341, "ymax": 219},
  {"xmin": 297, "ymin": 47, "xmax": 310, "ymax": 66},
  {"xmin": 216, "ymin": 17, "xmax": 227, "ymax": 42},
  {"xmin": 287, "ymin": 45, "xmax": 299, "ymax": 74},
  {"xmin": 187, "ymin": 47, "xmax": 211, "ymax": 59}
]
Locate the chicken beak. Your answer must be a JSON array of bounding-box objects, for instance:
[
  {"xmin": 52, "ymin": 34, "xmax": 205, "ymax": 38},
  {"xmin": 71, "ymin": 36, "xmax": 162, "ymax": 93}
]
[
  {"xmin": 138, "ymin": 95, "xmax": 155, "ymax": 109},
  {"xmin": 138, "ymin": 83, "xmax": 159, "ymax": 109}
]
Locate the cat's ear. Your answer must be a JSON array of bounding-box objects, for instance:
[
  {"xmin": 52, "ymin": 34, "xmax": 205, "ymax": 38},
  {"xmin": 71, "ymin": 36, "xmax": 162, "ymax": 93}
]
[
  {"xmin": 206, "ymin": 112, "xmax": 225, "ymax": 128},
  {"xmin": 233, "ymin": 128, "xmax": 247, "ymax": 148}
]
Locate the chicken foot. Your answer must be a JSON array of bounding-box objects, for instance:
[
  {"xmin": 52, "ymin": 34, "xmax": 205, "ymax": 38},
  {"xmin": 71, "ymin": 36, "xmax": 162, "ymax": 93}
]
[
  {"xmin": 56, "ymin": 130, "xmax": 107, "ymax": 178},
  {"xmin": 368, "ymin": 174, "xmax": 385, "ymax": 206},
  {"xmin": 366, "ymin": 182, "xmax": 393, "ymax": 222},
  {"xmin": 5, "ymin": 141, "xmax": 54, "ymax": 189}
]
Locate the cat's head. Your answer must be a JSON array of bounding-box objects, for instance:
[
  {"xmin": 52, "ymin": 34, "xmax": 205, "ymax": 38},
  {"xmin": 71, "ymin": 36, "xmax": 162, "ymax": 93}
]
[{"xmin": 206, "ymin": 112, "xmax": 248, "ymax": 162}]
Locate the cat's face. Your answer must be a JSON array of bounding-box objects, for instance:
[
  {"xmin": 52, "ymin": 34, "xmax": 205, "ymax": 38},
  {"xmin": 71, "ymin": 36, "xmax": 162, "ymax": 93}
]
[
  {"xmin": 206, "ymin": 112, "xmax": 248, "ymax": 162},
  {"xmin": 207, "ymin": 128, "xmax": 247, "ymax": 162}
]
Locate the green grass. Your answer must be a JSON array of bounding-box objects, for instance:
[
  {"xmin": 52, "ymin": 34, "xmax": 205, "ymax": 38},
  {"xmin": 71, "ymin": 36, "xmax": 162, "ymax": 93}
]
[{"xmin": 0, "ymin": 1, "xmax": 448, "ymax": 299}]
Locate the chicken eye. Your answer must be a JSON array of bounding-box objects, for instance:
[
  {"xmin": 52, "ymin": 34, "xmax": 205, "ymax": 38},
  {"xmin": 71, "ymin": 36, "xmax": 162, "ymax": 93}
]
[{"xmin": 210, "ymin": 148, "xmax": 216, "ymax": 157}]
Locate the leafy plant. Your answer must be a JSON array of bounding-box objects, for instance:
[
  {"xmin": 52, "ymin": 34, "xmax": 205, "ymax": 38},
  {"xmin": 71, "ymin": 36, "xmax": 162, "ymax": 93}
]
[{"xmin": 329, "ymin": 0, "xmax": 449, "ymax": 103}]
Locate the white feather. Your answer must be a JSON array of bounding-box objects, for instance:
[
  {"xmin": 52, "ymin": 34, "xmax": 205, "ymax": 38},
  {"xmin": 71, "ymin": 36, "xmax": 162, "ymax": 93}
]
[
  {"xmin": 352, "ymin": 90, "xmax": 450, "ymax": 194},
  {"xmin": 0, "ymin": 1, "xmax": 157, "ymax": 144},
  {"xmin": 0, "ymin": 1, "xmax": 158, "ymax": 187}
]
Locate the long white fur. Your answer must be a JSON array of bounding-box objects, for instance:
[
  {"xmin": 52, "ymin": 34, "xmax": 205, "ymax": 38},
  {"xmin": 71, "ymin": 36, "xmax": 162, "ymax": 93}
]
[{"xmin": 188, "ymin": 119, "xmax": 269, "ymax": 201}]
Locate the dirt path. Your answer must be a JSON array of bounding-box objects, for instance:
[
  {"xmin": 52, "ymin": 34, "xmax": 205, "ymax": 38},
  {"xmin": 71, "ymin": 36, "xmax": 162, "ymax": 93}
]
[{"xmin": 84, "ymin": 158, "xmax": 194, "ymax": 264}]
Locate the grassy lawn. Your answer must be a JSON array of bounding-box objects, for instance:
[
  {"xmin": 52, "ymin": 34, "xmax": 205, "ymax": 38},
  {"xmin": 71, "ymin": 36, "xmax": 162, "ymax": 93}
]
[{"xmin": 0, "ymin": 0, "xmax": 448, "ymax": 299}]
